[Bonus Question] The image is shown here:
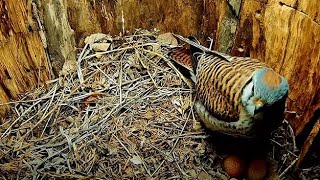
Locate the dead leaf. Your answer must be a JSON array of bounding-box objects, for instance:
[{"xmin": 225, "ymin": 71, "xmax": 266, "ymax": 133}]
[
  {"xmin": 124, "ymin": 166, "xmax": 135, "ymax": 177},
  {"xmin": 172, "ymin": 99, "xmax": 183, "ymax": 114},
  {"xmin": 82, "ymin": 95, "xmax": 99, "ymax": 103},
  {"xmin": 195, "ymin": 143, "xmax": 206, "ymax": 155},
  {"xmin": 70, "ymin": 127, "xmax": 79, "ymax": 134},
  {"xmin": 193, "ymin": 120, "xmax": 202, "ymax": 131},
  {"xmin": 84, "ymin": 33, "xmax": 108, "ymax": 45},
  {"xmin": 143, "ymin": 111, "xmax": 154, "ymax": 119},
  {"xmin": 59, "ymin": 60, "xmax": 77, "ymax": 76},
  {"xmin": 0, "ymin": 161, "xmax": 21, "ymax": 173},
  {"xmin": 182, "ymin": 98, "xmax": 191, "ymax": 112},
  {"xmin": 130, "ymin": 156, "xmax": 143, "ymax": 165},
  {"xmin": 158, "ymin": 32, "xmax": 178, "ymax": 46},
  {"xmin": 187, "ymin": 169, "xmax": 198, "ymax": 178},
  {"xmin": 91, "ymin": 43, "xmax": 111, "ymax": 51},
  {"xmin": 95, "ymin": 53, "xmax": 102, "ymax": 58}
]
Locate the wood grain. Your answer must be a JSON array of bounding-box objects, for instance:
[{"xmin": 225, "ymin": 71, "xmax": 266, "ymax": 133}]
[
  {"xmin": 0, "ymin": 0, "xmax": 51, "ymax": 115},
  {"xmin": 232, "ymin": 0, "xmax": 320, "ymax": 135},
  {"xmin": 37, "ymin": 0, "xmax": 76, "ymax": 75},
  {"xmin": 1, "ymin": 0, "xmax": 319, "ymax": 141}
]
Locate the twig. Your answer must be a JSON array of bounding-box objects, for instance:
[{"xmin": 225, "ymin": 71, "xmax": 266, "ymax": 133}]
[
  {"xmin": 84, "ymin": 43, "xmax": 158, "ymax": 60},
  {"xmin": 279, "ymin": 158, "xmax": 298, "ymax": 178}
]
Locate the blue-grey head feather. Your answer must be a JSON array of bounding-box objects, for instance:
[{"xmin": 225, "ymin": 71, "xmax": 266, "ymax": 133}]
[
  {"xmin": 252, "ymin": 68, "xmax": 289, "ymax": 105},
  {"xmin": 242, "ymin": 67, "xmax": 289, "ymax": 117}
]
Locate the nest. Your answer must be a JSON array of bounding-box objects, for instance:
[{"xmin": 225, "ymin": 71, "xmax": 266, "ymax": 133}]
[{"xmin": 0, "ymin": 30, "xmax": 307, "ymax": 179}]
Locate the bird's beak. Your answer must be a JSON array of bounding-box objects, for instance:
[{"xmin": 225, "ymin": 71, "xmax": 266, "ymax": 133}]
[
  {"xmin": 254, "ymin": 99, "xmax": 264, "ymax": 114},
  {"xmin": 255, "ymin": 99, "xmax": 264, "ymax": 107}
]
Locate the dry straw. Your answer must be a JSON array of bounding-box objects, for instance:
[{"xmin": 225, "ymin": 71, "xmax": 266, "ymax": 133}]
[{"xmin": 0, "ymin": 30, "xmax": 302, "ymax": 179}]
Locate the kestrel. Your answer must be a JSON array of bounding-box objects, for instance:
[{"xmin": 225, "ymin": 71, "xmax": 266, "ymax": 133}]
[{"xmin": 169, "ymin": 35, "xmax": 289, "ymax": 138}]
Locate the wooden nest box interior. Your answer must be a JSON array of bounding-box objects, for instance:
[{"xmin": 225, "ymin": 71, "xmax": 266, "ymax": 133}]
[{"xmin": 0, "ymin": 0, "xmax": 319, "ymax": 179}]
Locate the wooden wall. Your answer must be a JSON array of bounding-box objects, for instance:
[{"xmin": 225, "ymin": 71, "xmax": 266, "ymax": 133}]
[
  {"xmin": 232, "ymin": 0, "xmax": 320, "ymax": 135},
  {"xmin": 65, "ymin": 0, "xmax": 320, "ymax": 136},
  {"xmin": 0, "ymin": 0, "xmax": 319, "ymax": 137},
  {"xmin": 0, "ymin": 0, "xmax": 51, "ymax": 115}
]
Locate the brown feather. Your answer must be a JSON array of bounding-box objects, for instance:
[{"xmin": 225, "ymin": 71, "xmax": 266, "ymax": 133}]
[
  {"xmin": 170, "ymin": 35, "xmax": 283, "ymax": 137},
  {"xmin": 195, "ymin": 54, "xmax": 267, "ymax": 122},
  {"xmin": 263, "ymin": 69, "xmax": 281, "ymax": 89},
  {"xmin": 169, "ymin": 47, "xmax": 193, "ymax": 71}
]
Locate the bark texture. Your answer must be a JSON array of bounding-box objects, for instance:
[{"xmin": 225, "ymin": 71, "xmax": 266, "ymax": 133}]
[
  {"xmin": 0, "ymin": 0, "xmax": 51, "ymax": 115},
  {"xmin": 1, "ymin": 0, "xmax": 319, "ymax": 140},
  {"xmin": 36, "ymin": 0, "xmax": 76, "ymax": 75},
  {"xmin": 64, "ymin": 0, "xmax": 320, "ymax": 136},
  {"xmin": 227, "ymin": 0, "xmax": 320, "ymax": 136}
]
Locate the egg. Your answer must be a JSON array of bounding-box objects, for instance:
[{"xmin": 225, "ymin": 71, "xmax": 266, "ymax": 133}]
[
  {"xmin": 223, "ymin": 155, "xmax": 246, "ymax": 178},
  {"xmin": 247, "ymin": 159, "xmax": 267, "ymax": 180}
]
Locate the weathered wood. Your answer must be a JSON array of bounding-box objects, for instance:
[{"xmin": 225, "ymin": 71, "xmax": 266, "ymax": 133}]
[
  {"xmin": 232, "ymin": 0, "xmax": 320, "ymax": 136},
  {"xmin": 35, "ymin": 0, "xmax": 76, "ymax": 75},
  {"xmin": 296, "ymin": 118, "xmax": 320, "ymax": 168},
  {"xmin": 62, "ymin": 0, "xmax": 320, "ymax": 136},
  {"xmin": 1, "ymin": 0, "xmax": 319, "ymax": 160},
  {"xmin": 0, "ymin": 0, "xmax": 51, "ymax": 115},
  {"xmin": 66, "ymin": 0, "xmax": 116, "ymax": 47},
  {"xmin": 66, "ymin": 0, "xmax": 204, "ymax": 46}
]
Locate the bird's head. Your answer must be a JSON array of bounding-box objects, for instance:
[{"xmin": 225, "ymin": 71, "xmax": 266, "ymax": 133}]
[{"xmin": 242, "ymin": 67, "xmax": 289, "ymax": 117}]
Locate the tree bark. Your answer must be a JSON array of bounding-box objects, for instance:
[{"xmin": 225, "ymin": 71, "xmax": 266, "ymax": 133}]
[
  {"xmin": 63, "ymin": 0, "xmax": 320, "ymax": 136},
  {"xmin": 1, "ymin": 0, "xmax": 319, "ymax": 149},
  {"xmin": 0, "ymin": 0, "xmax": 51, "ymax": 115},
  {"xmin": 35, "ymin": 0, "xmax": 76, "ymax": 76}
]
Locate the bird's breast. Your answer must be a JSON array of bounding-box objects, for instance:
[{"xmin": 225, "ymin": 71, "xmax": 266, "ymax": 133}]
[
  {"xmin": 194, "ymin": 101, "xmax": 257, "ymax": 138},
  {"xmin": 194, "ymin": 55, "xmax": 270, "ymax": 138}
]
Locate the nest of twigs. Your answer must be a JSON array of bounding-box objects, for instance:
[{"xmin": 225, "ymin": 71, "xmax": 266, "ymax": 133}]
[{"xmin": 0, "ymin": 30, "xmax": 306, "ymax": 179}]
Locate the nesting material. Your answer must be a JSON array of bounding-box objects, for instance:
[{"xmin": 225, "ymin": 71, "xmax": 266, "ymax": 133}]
[{"xmin": 0, "ymin": 30, "xmax": 305, "ymax": 179}]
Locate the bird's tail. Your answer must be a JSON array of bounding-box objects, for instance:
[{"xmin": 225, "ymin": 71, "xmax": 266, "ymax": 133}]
[
  {"xmin": 168, "ymin": 46, "xmax": 196, "ymax": 82},
  {"xmin": 168, "ymin": 35, "xmax": 205, "ymax": 82},
  {"xmin": 168, "ymin": 47, "xmax": 193, "ymax": 71},
  {"xmin": 172, "ymin": 33, "xmax": 230, "ymax": 62}
]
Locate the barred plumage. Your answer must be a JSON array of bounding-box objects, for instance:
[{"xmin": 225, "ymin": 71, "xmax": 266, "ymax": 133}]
[
  {"xmin": 196, "ymin": 54, "xmax": 266, "ymax": 122},
  {"xmin": 170, "ymin": 35, "xmax": 289, "ymax": 138},
  {"xmin": 168, "ymin": 47, "xmax": 193, "ymax": 71}
]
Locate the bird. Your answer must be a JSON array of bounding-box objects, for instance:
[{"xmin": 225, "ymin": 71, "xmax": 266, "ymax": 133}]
[{"xmin": 169, "ymin": 34, "xmax": 289, "ymax": 138}]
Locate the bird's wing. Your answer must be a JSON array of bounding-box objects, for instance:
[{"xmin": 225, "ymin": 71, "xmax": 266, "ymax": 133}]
[
  {"xmin": 168, "ymin": 47, "xmax": 193, "ymax": 71},
  {"xmin": 195, "ymin": 53, "xmax": 267, "ymax": 122},
  {"xmin": 170, "ymin": 34, "xmax": 268, "ymax": 122}
]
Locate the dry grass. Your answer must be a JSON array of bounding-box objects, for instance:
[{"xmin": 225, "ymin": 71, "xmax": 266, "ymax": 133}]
[{"xmin": 0, "ymin": 30, "xmax": 312, "ymax": 179}]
